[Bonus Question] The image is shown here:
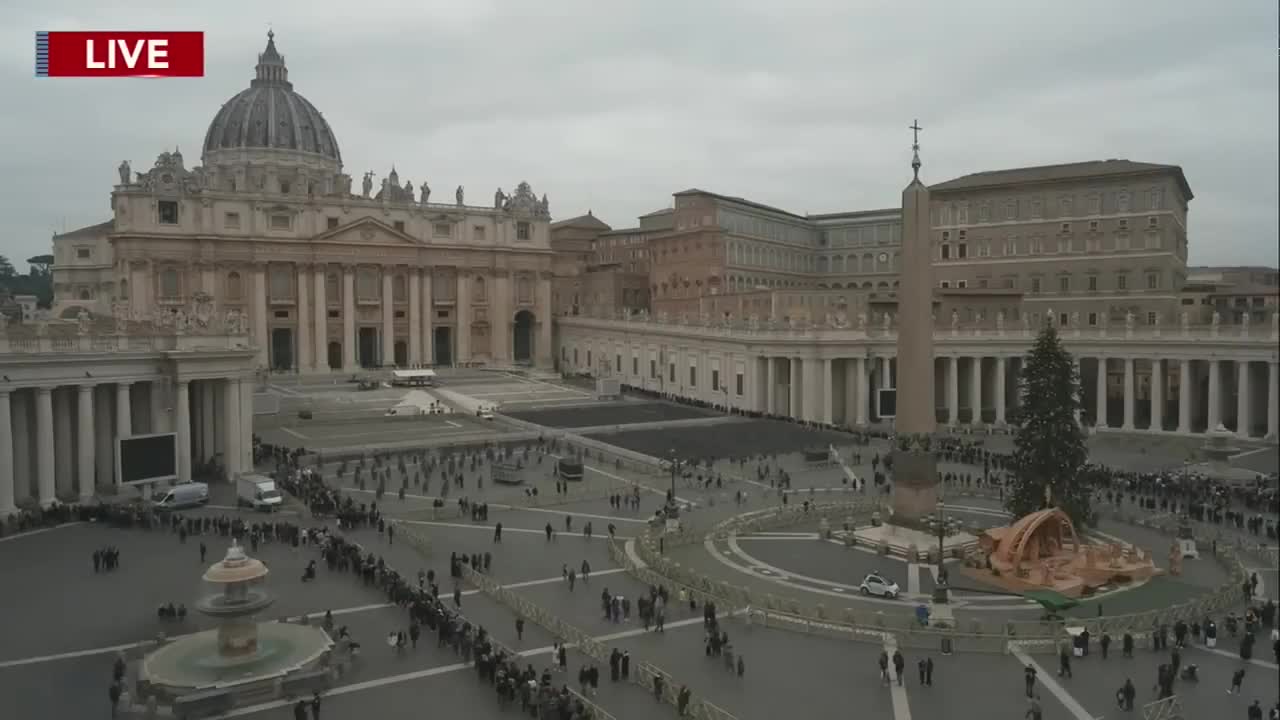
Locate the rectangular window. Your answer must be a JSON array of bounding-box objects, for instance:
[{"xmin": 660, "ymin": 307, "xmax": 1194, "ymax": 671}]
[
  {"xmin": 327, "ymin": 217, "xmax": 339, "ymax": 230},
  {"xmin": 1147, "ymin": 216, "xmax": 1158, "ymax": 229},
  {"xmin": 958, "ymin": 230, "xmax": 967, "ymax": 240},
  {"xmin": 1030, "ymin": 239, "xmax": 1042, "ymax": 254},
  {"xmin": 1117, "ymin": 274, "xmax": 1128, "ymax": 290},
  {"xmin": 436, "ymin": 310, "xmax": 449, "ymax": 319},
  {"xmin": 473, "ymin": 225, "xmax": 486, "ymax": 241},
  {"xmin": 941, "ymin": 244, "xmax": 950, "ymax": 260},
  {"xmin": 957, "ymin": 243, "xmax": 967, "ymax": 259},
  {"xmin": 689, "ymin": 366, "xmax": 697, "ymax": 387},
  {"xmin": 76, "ymin": 247, "xmax": 91, "ymax": 259},
  {"xmin": 978, "ymin": 241, "xmax": 990, "ymax": 257},
  {"xmin": 1147, "ymin": 312, "xmax": 1157, "ymax": 325},
  {"xmin": 1060, "ymin": 313, "xmax": 1069, "ymax": 327},
  {"xmin": 1005, "ymin": 200, "xmax": 1017, "ymax": 220},
  {"xmin": 940, "ymin": 281, "xmax": 951, "ymax": 289},
  {"xmin": 393, "ymin": 220, "xmax": 405, "ymax": 232},
  {"xmin": 224, "ymin": 212, "xmax": 241, "ymax": 229},
  {"xmin": 573, "ymin": 349, "xmax": 579, "ymax": 365},
  {"xmin": 394, "ymin": 310, "xmax": 406, "ymax": 319},
  {"xmin": 1088, "ymin": 220, "xmax": 1099, "ymax": 232},
  {"xmin": 650, "ymin": 359, "xmax": 656, "ymax": 378},
  {"xmin": 328, "ymin": 309, "xmax": 339, "ymax": 319},
  {"xmin": 1088, "ymin": 276, "xmax": 1098, "ymax": 291},
  {"xmin": 432, "ymin": 223, "xmax": 452, "ymax": 238},
  {"xmin": 736, "ymin": 373, "xmax": 744, "ymax": 396},
  {"xmin": 1061, "ymin": 222, "xmax": 1071, "ymax": 233},
  {"xmin": 158, "ymin": 200, "xmax": 179, "ymax": 225},
  {"xmin": 957, "ymin": 280, "xmax": 968, "ymax": 289},
  {"xmin": 1031, "ymin": 277, "xmax": 1042, "ymax": 294},
  {"xmin": 273, "ymin": 310, "xmax": 289, "ymax": 319},
  {"xmin": 669, "ymin": 364, "xmax": 675, "ymax": 382},
  {"xmin": 1118, "ymin": 219, "xmax": 1129, "ymax": 231},
  {"xmin": 270, "ymin": 214, "xmax": 292, "ymax": 231},
  {"xmin": 1146, "ymin": 273, "xmax": 1159, "ymax": 290},
  {"xmin": 615, "ymin": 354, "xmax": 621, "ymax": 372},
  {"xmin": 1059, "ymin": 276, "xmax": 1070, "ymax": 293},
  {"xmin": 1088, "ymin": 312, "xmax": 1098, "ymax": 326},
  {"xmin": 712, "ymin": 369, "xmax": 720, "ymax": 392},
  {"xmin": 516, "ymin": 221, "xmax": 531, "ymax": 241},
  {"xmin": 586, "ymin": 351, "xmax": 592, "ymax": 367},
  {"xmin": 941, "ymin": 231, "xmax": 950, "ymax": 242},
  {"xmin": 632, "ymin": 357, "xmax": 638, "ymax": 375},
  {"xmin": 1003, "ymin": 277, "xmax": 1016, "ymax": 289},
  {"xmin": 978, "ymin": 279, "xmax": 988, "ymax": 289}
]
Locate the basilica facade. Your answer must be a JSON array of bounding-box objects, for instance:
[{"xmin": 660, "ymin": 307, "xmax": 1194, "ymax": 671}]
[{"xmin": 54, "ymin": 32, "xmax": 556, "ymax": 372}]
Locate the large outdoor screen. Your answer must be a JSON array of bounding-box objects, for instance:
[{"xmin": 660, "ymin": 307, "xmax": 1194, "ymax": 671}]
[
  {"xmin": 877, "ymin": 388, "xmax": 897, "ymax": 419},
  {"xmin": 117, "ymin": 432, "xmax": 178, "ymax": 485}
]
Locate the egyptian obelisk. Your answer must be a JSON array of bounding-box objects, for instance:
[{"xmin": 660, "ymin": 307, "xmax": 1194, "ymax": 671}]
[{"xmin": 890, "ymin": 121, "xmax": 939, "ymax": 522}]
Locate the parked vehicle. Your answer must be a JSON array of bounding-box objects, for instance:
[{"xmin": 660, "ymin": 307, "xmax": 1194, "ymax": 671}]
[
  {"xmin": 237, "ymin": 474, "xmax": 283, "ymax": 512},
  {"xmin": 154, "ymin": 482, "xmax": 210, "ymax": 510},
  {"xmin": 859, "ymin": 573, "xmax": 900, "ymax": 599}
]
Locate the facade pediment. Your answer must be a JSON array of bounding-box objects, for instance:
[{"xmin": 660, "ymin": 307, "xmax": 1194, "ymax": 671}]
[{"xmin": 312, "ymin": 217, "xmax": 420, "ymax": 246}]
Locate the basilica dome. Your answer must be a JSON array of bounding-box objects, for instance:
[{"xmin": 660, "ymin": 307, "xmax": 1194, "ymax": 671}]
[{"xmin": 202, "ymin": 32, "xmax": 342, "ymax": 168}]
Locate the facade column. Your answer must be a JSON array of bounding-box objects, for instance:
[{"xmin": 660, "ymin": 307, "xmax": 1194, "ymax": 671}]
[
  {"xmin": 252, "ymin": 264, "xmax": 268, "ymax": 368},
  {"xmin": 77, "ymin": 385, "xmax": 95, "ymax": 501},
  {"xmin": 1177, "ymin": 360, "xmax": 1192, "ymax": 434},
  {"xmin": 765, "ymin": 357, "xmax": 776, "ymax": 414},
  {"xmin": 844, "ymin": 359, "xmax": 858, "ymax": 426},
  {"xmin": 536, "ymin": 273, "xmax": 552, "ymax": 368},
  {"xmin": 821, "ymin": 358, "xmax": 834, "ymax": 425},
  {"xmin": 408, "ymin": 269, "xmax": 421, "ymax": 366},
  {"xmin": 94, "ymin": 386, "xmax": 113, "ymax": 494},
  {"xmin": 342, "ymin": 266, "xmax": 357, "ymax": 370},
  {"xmin": 856, "ymin": 357, "xmax": 870, "ymax": 426},
  {"xmin": 54, "ymin": 388, "xmax": 73, "ymax": 495},
  {"xmin": 116, "ymin": 382, "xmax": 133, "ymax": 440},
  {"xmin": 36, "ymin": 387, "xmax": 55, "ymax": 506},
  {"xmin": 421, "ymin": 269, "xmax": 434, "ymax": 365},
  {"xmin": 1122, "ymin": 358, "xmax": 1135, "ymax": 430},
  {"xmin": 203, "ymin": 382, "xmax": 217, "ymax": 464},
  {"xmin": 296, "ymin": 264, "xmax": 312, "ymax": 371},
  {"xmin": 995, "ymin": 356, "xmax": 1007, "ymax": 425},
  {"xmin": 456, "ymin": 274, "xmax": 471, "ymax": 365},
  {"xmin": 150, "ymin": 379, "xmax": 168, "ymax": 433},
  {"xmin": 1236, "ymin": 361, "xmax": 1251, "ymax": 438},
  {"xmin": 175, "ymin": 381, "xmax": 191, "ymax": 484},
  {"xmin": 947, "ymin": 356, "xmax": 959, "ymax": 425},
  {"xmin": 880, "ymin": 356, "xmax": 891, "ymax": 390},
  {"xmin": 313, "ymin": 266, "xmax": 328, "ymax": 371},
  {"xmin": 223, "ymin": 378, "xmax": 242, "ymax": 478},
  {"xmin": 493, "ymin": 272, "xmax": 511, "ymax": 364},
  {"xmin": 1150, "ymin": 359, "xmax": 1164, "ymax": 432},
  {"xmin": 1095, "ymin": 358, "xmax": 1108, "ymax": 429},
  {"xmin": 1207, "ymin": 359, "xmax": 1222, "ymax": 430},
  {"xmin": 381, "ymin": 269, "xmax": 394, "ymax": 367},
  {"xmin": 970, "ymin": 356, "xmax": 983, "ymax": 424},
  {"xmin": 789, "ymin": 358, "xmax": 801, "ymax": 419},
  {"xmin": 1266, "ymin": 362, "xmax": 1279, "ymax": 440},
  {"xmin": 239, "ymin": 379, "xmax": 253, "ymax": 471},
  {"xmin": 0, "ymin": 391, "xmax": 13, "ymax": 516}
]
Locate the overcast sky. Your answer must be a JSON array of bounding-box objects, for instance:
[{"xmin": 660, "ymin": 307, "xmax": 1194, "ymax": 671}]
[{"xmin": 2, "ymin": 0, "xmax": 1276, "ymax": 267}]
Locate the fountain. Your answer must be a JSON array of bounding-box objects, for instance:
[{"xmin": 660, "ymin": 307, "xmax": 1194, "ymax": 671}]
[{"xmin": 138, "ymin": 541, "xmax": 333, "ymax": 711}]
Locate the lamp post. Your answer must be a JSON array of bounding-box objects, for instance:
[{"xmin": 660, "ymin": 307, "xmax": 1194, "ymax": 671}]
[
  {"xmin": 665, "ymin": 447, "xmax": 682, "ymax": 521},
  {"xmin": 932, "ymin": 499, "xmax": 949, "ymax": 604}
]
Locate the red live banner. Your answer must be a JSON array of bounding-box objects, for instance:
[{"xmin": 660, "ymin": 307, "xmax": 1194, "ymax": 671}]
[{"xmin": 36, "ymin": 31, "xmax": 204, "ymax": 77}]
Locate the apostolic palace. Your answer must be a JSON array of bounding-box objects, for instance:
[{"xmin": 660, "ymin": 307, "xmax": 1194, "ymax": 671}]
[{"xmin": 0, "ymin": 32, "xmax": 1275, "ymax": 516}]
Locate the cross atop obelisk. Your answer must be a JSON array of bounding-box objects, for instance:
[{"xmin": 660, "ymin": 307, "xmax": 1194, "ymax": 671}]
[{"xmin": 909, "ymin": 119, "xmax": 923, "ymax": 180}]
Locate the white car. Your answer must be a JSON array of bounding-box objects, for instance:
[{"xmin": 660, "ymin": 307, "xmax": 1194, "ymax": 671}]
[{"xmin": 859, "ymin": 573, "xmax": 900, "ymax": 599}]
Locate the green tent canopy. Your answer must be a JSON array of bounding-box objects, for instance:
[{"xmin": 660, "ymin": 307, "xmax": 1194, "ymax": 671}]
[{"xmin": 1023, "ymin": 589, "xmax": 1079, "ymax": 614}]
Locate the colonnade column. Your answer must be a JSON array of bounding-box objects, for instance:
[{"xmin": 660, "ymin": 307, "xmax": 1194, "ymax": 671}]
[
  {"xmin": 313, "ymin": 266, "xmax": 328, "ymax": 372},
  {"xmin": 408, "ymin": 270, "xmax": 421, "ymax": 366},
  {"xmin": 1267, "ymin": 362, "xmax": 1279, "ymax": 440},
  {"xmin": 1095, "ymin": 358, "xmax": 1108, "ymax": 429},
  {"xmin": 77, "ymin": 385, "xmax": 95, "ymax": 501},
  {"xmin": 223, "ymin": 378, "xmax": 241, "ymax": 478},
  {"xmin": 789, "ymin": 358, "xmax": 801, "ymax": 418},
  {"xmin": 252, "ymin": 265, "xmax": 268, "ymax": 368},
  {"xmin": 0, "ymin": 391, "xmax": 13, "ymax": 516},
  {"xmin": 880, "ymin": 356, "xmax": 891, "ymax": 390},
  {"xmin": 421, "ymin": 270, "xmax": 434, "ymax": 365},
  {"xmin": 995, "ymin": 356, "xmax": 1007, "ymax": 425},
  {"xmin": 342, "ymin": 266, "xmax": 356, "ymax": 371},
  {"xmin": 116, "ymin": 382, "xmax": 132, "ymax": 441},
  {"xmin": 1177, "ymin": 360, "xmax": 1192, "ymax": 434},
  {"xmin": 381, "ymin": 270, "xmax": 395, "ymax": 367},
  {"xmin": 821, "ymin": 359, "xmax": 833, "ymax": 425},
  {"xmin": 175, "ymin": 381, "xmax": 191, "ymax": 484},
  {"xmin": 844, "ymin": 359, "xmax": 858, "ymax": 426},
  {"xmin": 456, "ymin": 274, "xmax": 471, "ymax": 365},
  {"xmin": 36, "ymin": 387, "xmax": 55, "ymax": 506},
  {"xmin": 970, "ymin": 357, "xmax": 983, "ymax": 424},
  {"xmin": 947, "ymin": 356, "xmax": 959, "ymax": 425},
  {"xmin": 240, "ymin": 379, "xmax": 253, "ymax": 471},
  {"xmin": 1236, "ymin": 361, "xmax": 1251, "ymax": 438},
  {"xmin": 1207, "ymin": 359, "xmax": 1222, "ymax": 430},
  {"xmin": 765, "ymin": 357, "xmax": 775, "ymax": 414},
  {"xmin": 1122, "ymin": 358, "xmax": 1135, "ymax": 430},
  {"xmin": 297, "ymin": 264, "xmax": 312, "ymax": 371},
  {"xmin": 856, "ymin": 357, "xmax": 870, "ymax": 426},
  {"xmin": 54, "ymin": 389, "xmax": 72, "ymax": 495},
  {"xmin": 1150, "ymin": 359, "xmax": 1163, "ymax": 432}
]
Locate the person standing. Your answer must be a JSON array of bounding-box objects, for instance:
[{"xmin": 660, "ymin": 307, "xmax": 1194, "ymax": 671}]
[
  {"xmin": 878, "ymin": 651, "xmax": 889, "ymax": 686},
  {"xmin": 292, "ymin": 699, "xmax": 308, "ymax": 720},
  {"xmin": 309, "ymin": 691, "xmax": 321, "ymax": 719},
  {"xmin": 924, "ymin": 657, "xmax": 933, "ymax": 686},
  {"xmin": 1023, "ymin": 664, "xmax": 1037, "ymax": 698},
  {"xmin": 1100, "ymin": 632, "xmax": 1111, "ymax": 659},
  {"xmin": 1025, "ymin": 695, "xmax": 1042, "ymax": 720},
  {"xmin": 515, "ymin": 617, "xmax": 524, "ymax": 642},
  {"xmin": 199, "ymin": 542, "xmax": 207, "ymax": 563},
  {"xmin": 892, "ymin": 649, "xmax": 905, "ymax": 687},
  {"xmin": 493, "ymin": 523, "xmax": 502, "ymax": 542}
]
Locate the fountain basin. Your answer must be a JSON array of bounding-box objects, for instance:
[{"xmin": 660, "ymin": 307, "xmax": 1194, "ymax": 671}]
[{"xmin": 141, "ymin": 622, "xmax": 333, "ymax": 695}]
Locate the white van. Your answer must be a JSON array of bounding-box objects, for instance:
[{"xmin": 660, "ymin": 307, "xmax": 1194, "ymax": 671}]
[{"xmin": 154, "ymin": 482, "xmax": 210, "ymax": 510}]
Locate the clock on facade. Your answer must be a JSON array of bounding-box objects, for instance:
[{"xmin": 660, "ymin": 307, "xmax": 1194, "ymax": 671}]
[{"xmin": 877, "ymin": 252, "xmax": 888, "ymax": 263}]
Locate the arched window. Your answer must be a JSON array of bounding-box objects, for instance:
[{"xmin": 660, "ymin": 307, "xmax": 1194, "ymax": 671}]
[
  {"xmin": 226, "ymin": 271, "xmax": 242, "ymax": 299},
  {"xmin": 78, "ymin": 288, "xmax": 91, "ymax": 301},
  {"xmin": 473, "ymin": 276, "xmax": 486, "ymax": 302},
  {"xmin": 159, "ymin": 267, "xmax": 180, "ymax": 298}
]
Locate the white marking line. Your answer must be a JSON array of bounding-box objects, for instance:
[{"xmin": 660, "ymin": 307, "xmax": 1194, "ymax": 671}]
[
  {"xmin": 907, "ymin": 563, "xmax": 921, "ymax": 596},
  {"xmin": 444, "ymin": 420, "xmax": 462, "ymax": 428},
  {"xmin": 395, "ymin": 518, "xmax": 630, "ymax": 541},
  {"xmin": 882, "ymin": 634, "xmax": 913, "ymax": 720},
  {"xmin": 279, "ymin": 426, "xmax": 308, "ymax": 440},
  {"xmin": 715, "ymin": 534, "xmax": 908, "ymax": 605},
  {"xmin": 1229, "ymin": 445, "xmax": 1274, "ymax": 461},
  {"xmin": 1190, "ymin": 643, "xmax": 1279, "ymax": 670},
  {"xmin": 737, "ymin": 535, "xmax": 821, "ymax": 542},
  {"xmin": 0, "ymin": 522, "xmax": 84, "ymax": 544},
  {"xmin": 220, "ymin": 610, "xmax": 716, "ymax": 718},
  {"xmin": 1009, "ymin": 645, "xmax": 1096, "ymax": 720},
  {"xmin": 0, "ymin": 569, "xmax": 626, "ymax": 671},
  {"xmin": 341, "ymin": 487, "xmax": 650, "ymax": 525}
]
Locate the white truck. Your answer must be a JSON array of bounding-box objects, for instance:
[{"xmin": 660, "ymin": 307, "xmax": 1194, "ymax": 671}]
[{"xmin": 237, "ymin": 474, "xmax": 284, "ymax": 512}]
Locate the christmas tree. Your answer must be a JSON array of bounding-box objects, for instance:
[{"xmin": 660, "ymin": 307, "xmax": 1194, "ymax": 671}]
[{"xmin": 1006, "ymin": 323, "xmax": 1093, "ymax": 527}]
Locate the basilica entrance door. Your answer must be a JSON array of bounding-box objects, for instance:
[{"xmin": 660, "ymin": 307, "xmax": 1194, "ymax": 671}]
[
  {"xmin": 358, "ymin": 327, "xmax": 378, "ymax": 368},
  {"xmin": 270, "ymin": 328, "xmax": 294, "ymax": 371},
  {"xmin": 513, "ymin": 310, "xmax": 534, "ymax": 364},
  {"xmin": 433, "ymin": 327, "xmax": 453, "ymax": 366}
]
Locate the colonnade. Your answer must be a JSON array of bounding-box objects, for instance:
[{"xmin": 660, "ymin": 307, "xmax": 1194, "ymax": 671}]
[{"xmin": 0, "ymin": 376, "xmax": 252, "ymax": 514}]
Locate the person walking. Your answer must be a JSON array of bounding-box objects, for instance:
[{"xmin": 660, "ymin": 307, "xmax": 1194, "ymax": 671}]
[
  {"xmin": 1025, "ymin": 695, "xmax": 1043, "ymax": 720},
  {"xmin": 1229, "ymin": 667, "xmax": 1246, "ymax": 694},
  {"xmin": 493, "ymin": 523, "xmax": 502, "ymax": 543},
  {"xmin": 515, "ymin": 617, "xmax": 524, "ymax": 642},
  {"xmin": 1023, "ymin": 664, "xmax": 1037, "ymax": 698},
  {"xmin": 1100, "ymin": 632, "xmax": 1111, "ymax": 659},
  {"xmin": 199, "ymin": 542, "xmax": 207, "ymax": 563},
  {"xmin": 892, "ymin": 649, "xmax": 905, "ymax": 687},
  {"xmin": 924, "ymin": 657, "xmax": 933, "ymax": 686},
  {"xmin": 878, "ymin": 651, "xmax": 890, "ymax": 686}
]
